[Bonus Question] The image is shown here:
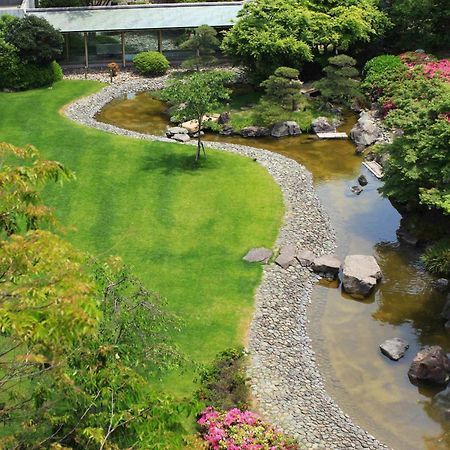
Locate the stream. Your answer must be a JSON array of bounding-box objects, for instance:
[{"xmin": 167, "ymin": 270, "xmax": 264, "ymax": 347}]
[{"xmin": 96, "ymin": 92, "xmax": 450, "ymax": 450}]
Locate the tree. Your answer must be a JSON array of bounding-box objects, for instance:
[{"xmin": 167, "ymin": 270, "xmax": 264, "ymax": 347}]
[
  {"xmin": 161, "ymin": 71, "xmax": 232, "ymax": 161},
  {"xmin": 5, "ymin": 15, "xmax": 63, "ymax": 66},
  {"xmin": 221, "ymin": 0, "xmax": 389, "ymax": 80},
  {"xmin": 260, "ymin": 67, "xmax": 304, "ymax": 112},
  {"xmin": 314, "ymin": 54, "xmax": 361, "ymax": 106},
  {"xmin": 180, "ymin": 25, "xmax": 220, "ymax": 71}
]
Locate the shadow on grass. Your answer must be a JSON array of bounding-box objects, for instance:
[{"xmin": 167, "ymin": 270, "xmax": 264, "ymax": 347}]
[{"xmin": 141, "ymin": 149, "xmax": 220, "ymax": 176}]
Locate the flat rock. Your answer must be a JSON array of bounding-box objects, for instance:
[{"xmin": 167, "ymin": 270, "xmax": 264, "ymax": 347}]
[
  {"xmin": 342, "ymin": 255, "xmax": 382, "ymax": 298},
  {"xmin": 312, "ymin": 255, "xmax": 341, "ymax": 274},
  {"xmin": 380, "ymin": 338, "xmax": 409, "ymax": 361},
  {"xmin": 243, "ymin": 247, "xmax": 272, "ymax": 263},
  {"xmin": 171, "ymin": 133, "xmax": 190, "ymax": 142},
  {"xmin": 166, "ymin": 126, "xmax": 188, "ymax": 137},
  {"xmin": 296, "ymin": 249, "xmax": 316, "ymax": 267},
  {"xmin": 275, "ymin": 244, "xmax": 297, "ymax": 269},
  {"xmin": 408, "ymin": 346, "xmax": 450, "ymax": 386}
]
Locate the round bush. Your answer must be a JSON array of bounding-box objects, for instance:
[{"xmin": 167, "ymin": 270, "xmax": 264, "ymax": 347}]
[{"xmin": 133, "ymin": 51, "xmax": 169, "ymax": 76}]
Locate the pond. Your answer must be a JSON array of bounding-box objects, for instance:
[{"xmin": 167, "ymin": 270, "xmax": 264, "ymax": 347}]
[{"xmin": 96, "ymin": 92, "xmax": 450, "ymax": 450}]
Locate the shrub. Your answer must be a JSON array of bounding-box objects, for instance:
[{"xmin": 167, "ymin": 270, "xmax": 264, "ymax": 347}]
[
  {"xmin": 13, "ymin": 61, "xmax": 63, "ymax": 90},
  {"xmin": 133, "ymin": 51, "xmax": 169, "ymax": 76},
  {"xmin": 421, "ymin": 239, "xmax": 450, "ymax": 277},
  {"xmin": 195, "ymin": 347, "xmax": 251, "ymax": 411},
  {"xmin": 5, "ymin": 15, "xmax": 63, "ymax": 66},
  {"xmin": 0, "ymin": 38, "xmax": 20, "ymax": 89},
  {"xmin": 197, "ymin": 407, "xmax": 300, "ymax": 449}
]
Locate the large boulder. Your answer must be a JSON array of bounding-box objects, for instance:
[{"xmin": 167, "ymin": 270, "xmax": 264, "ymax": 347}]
[
  {"xmin": 240, "ymin": 126, "xmax": 271, "ymax": 138},
  {"xmin": 311, "ymin": 117, "xmax": 336, "ymax": 134},
  {"xmin": 312, "ymin": 255, "xmax": 341, "ymax": 275},
  {"xmin": 408, "ymin": 346, "xmax": 450, "ymax": 386},
  {"xmin": 275, "ymin": 244, "xmax": 297, "ymax": 269},
  {"xmin": 380, "ymin": 337, "xmax": 409, "ymax": 361},
  {"xmin": 271, "ymin": 121, "xmax": 301, "ymax": 138},
  {"xmin": 243, "ymin": 247, "xmax": 272, "ymax": 263},
  {"xmin": 182, "ymin": 119, "xmax": 200, "ymax": 134},
  {"xmin": 350, "ymin": 112, "xmax": 383, "ymax": 147},
  {"xmin": 342, "ymin": 255, "xmax": 382, "ymax": 298}
]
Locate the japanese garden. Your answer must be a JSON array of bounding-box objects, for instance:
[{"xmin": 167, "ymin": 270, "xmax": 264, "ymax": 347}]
[{"xmin": 0, "ymin": 0, "xmax": 449, "ymax": 449}]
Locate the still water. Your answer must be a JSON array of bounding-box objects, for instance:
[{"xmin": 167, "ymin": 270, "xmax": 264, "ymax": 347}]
[{"xmin": 97, "ymin": 92, "xmax": 450, "ymax": 450}]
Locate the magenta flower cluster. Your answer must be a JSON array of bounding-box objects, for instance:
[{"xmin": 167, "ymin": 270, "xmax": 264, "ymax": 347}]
[
  {"xmin": 197, "ymin": 407, "xmax": 300, "ymax": 450},
  {"xmin": 399, "ymin": 51, "xmax": 450, "ymax": 82}
]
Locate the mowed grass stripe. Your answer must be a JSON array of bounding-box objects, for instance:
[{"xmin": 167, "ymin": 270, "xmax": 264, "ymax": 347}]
[{"xmin": 0, "ymin": 80, "xmax": 283, "ymax": 395}]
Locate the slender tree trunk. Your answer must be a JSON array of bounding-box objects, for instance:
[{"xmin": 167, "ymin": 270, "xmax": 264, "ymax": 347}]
[{"xmin": 196, "ymin": 117, "xmax": 203, "ymax": 161}]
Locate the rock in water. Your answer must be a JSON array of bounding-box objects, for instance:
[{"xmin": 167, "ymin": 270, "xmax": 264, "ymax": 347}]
[
  {"xmin": 296, "ymin": 249, "xmax": 316, "ymax": 267},
  {"xmin": 408, "ymin": 346, "xmax": 450, "ymax": 386},
  {"xmin": 311, "ymin": 117, "xmax": 336, "ymax": 133},
  {"xmin": 441, "ymin": 294, "xmax": 450, "ymax": 320},
  {"xmin": 432, "ymin": 386, "xmax": 450, "ymax": 420},
  {"xmin": 342, "ymin": 255, "xmax": 382, "ymax": 298},
  {"xmin": 433, "ymin": 278, "xmax": 449, "ymax": 292},
  {"xmin": 358, "ymin": 174, "xmax": 368, "ymax": 186},
  {"xmin": 350, "ymin": 111, "xmax": 382, "ymax": 147},
  {"xmin": 351, "ymin": 185, "xmax": 363, "ymax": 195},
  {"xmin": 271, "ymin": 121, "xmax": 301, "ymax": 138},
  {"xmin": 171, "ymin": 133, "xmax": 190, "ymax": 142},
  {"xmin": 312, "ymin": 255, "xmax": 341, "ymax": 275},
  {"xmin": 380, "ymin": 338, "xmax": 409, "ymax": 361},
  {"xmin": 243, "ymin": 247, "xmax": 272, "ymax": 263},
  {"xmin": 240, "ymin": 126, "xmax": 271, "ymax": 138},
  {"xmin": 275, "ymin": 245, "xmax": 297, "ymax": 269}
]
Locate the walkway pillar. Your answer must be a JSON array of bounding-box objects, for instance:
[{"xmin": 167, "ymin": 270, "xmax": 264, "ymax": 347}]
[
  {"xmin": 157, "ymin": 30, "xmax": 162, "ymax": 53},
  {"xmin": 121, "ymin": 32, "xmax": 126, "ymax": 68},
  {"xmin": 64, "ymin": 33, "xmax": 70, "ymax": 62},
  {"xmin": 84, "ymin": 32, "xmax": 89, "ymax": 69}
]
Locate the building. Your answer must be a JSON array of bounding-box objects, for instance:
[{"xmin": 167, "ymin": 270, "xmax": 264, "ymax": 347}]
[{"xmin": 0, "ymin": 1, "xmax": 243, "ymax": 66}]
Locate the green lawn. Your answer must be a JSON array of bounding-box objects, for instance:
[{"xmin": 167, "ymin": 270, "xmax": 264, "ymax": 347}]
[{"xmin": 0, "ymin": 80, "xmax": 283, "ymax": 395}]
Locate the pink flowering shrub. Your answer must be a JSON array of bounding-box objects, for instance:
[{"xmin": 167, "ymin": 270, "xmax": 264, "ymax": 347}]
[
  {"xmin": 399, "ymin": 51, "xmax": 437, "ymax": 67},
  {"xmin": 198, "ymin": 407, "xmax": 300, "ymax": 450},
  {"xmin": 422, "ymin": 60, "xmax": 450, "ymax": 82},
  {"xmin": 399, "ymin": 52, "xmax": 449, "ymax": 82},
  {"xmin": 381, "ymin": 100, "xmax": 396, "ymax": 117}
]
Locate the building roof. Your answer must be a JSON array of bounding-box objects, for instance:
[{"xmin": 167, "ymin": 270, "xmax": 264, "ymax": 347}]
[{"xmin": 28, "ymin": 1, "xmax": 243, "ymax": 33}]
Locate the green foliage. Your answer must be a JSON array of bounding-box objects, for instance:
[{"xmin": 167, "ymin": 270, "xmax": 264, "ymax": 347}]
[
  {"xmin": 161, "ymin": 71, "xmax": 232, "ymax": 160},
  {"xmin": 133, "ymin": 51, "xmax": 169, "ymax": 76},
  {"xmin": 314, "ymin": 54, "xmax": 361, "ymax": 106},
  {"xmin": 0, "ymin": 14, "xmax": 17, "ymax": 38},
  {"xmin": 0, "ymin": 38, "xmax": 20, "ymax": 89},
  {"xmin": 180, "ymin": 25, "xmax": 220, "ymax": 70},
  {"xmin": 221, "ymin": 0, "xmax": 389, "ymax": 81},
  {"xmin": 195, "ymin": 347, "xmax": 251, "ymax": 411},
  {"xmin": 378, "ymin": 71, "xmax": 450, "ymax": 214},
  {"xmin": 383, "ymin": 0, "xmax": 450, "ymax": 52},
  {"xmin": 361, "ymin": 54, "xmax": 407, "ymax": 99},
  {"xmin": 260, "ymin": 66, "xmax": 304, "ymax": 112},
  {"xmin": 421, "ymin": 239, "xmax": 450, "ymax": 277},
  {"xmin": 4, "ymin": 15, "xmax": 63, "ymax": 66}
]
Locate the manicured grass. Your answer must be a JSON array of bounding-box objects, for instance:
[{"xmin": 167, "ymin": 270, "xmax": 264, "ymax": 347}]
[{"xmin": 0, "ymin": 81, "xmax": 283, "ymax": 395}]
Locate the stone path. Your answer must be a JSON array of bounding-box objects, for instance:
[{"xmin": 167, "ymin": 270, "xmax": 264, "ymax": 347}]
[{"xmin": 63, "ymin": 76, "xmax": 389, "ymax": 450}]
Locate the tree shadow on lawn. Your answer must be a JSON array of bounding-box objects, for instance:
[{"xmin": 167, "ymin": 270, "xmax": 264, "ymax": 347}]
[{"xmin": 140, "ymin": 148, "xmax": 221, "ymax": 176}]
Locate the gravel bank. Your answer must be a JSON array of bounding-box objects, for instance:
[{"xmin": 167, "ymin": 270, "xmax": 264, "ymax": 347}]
[{"xmin": 63, "ymin": 76, "xmax": 389, "ymax": 450}]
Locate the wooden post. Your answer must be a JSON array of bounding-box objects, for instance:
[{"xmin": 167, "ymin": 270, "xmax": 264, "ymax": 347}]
[
  {"xmin": 64, "ymin": 33, "xmax": 70, "ymax": 62},
  {"xmin": 84, "ymin": 32, "xmax": 89, "ymax": 69},
  {"xmin": 157, "ymin": 29, "xmax": 162, "ymax": 53},
  {"xmin": 121, "ymin": 32, "xmax": 126, "ymax": 68}
]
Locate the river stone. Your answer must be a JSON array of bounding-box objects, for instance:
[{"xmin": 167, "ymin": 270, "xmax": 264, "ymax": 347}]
[
  {"xmin": 271, "ymin": 121, "xmax": 301, "ymax": 138},
  {"xmin": 240, "ymin": 126, "xmax": 271, "ymax": 138},
  {"xmin": 275, "ymin": 245, "xmax": 297, "ymax": 269},
  {"xmin": 181, "ymin": 119, "xmax": 200, "ymax": 134},
  {"xmin": 358, "ymin": 174, "xmax": 368, "ymax": 186},
  {"xmin": 171, "ymin": 133, "xmax": 190, "ymax": 142},
  {"xmin": 342, "ymin": 255, "xmax": 382, "ymax": 298},
  {"xmin": 350, "ymin": 111, "xmax": 382, "ymax": 147},
  {"xmin": 441, "ymin": 295, "xmax": 450, "ymax": 320},
  {"xmin": 433, "ymin": 278, "xmax": 449, "ymax": 292},
  {"xmin": 312, "ymin": 255, "xmax": 341, "ymax": 274},
  {"xmin": 166, "ymin": 126, "xmax": 189, "ymax": 137},
  {"xmin": 380, "ymin": 338, "xmax": 409, "ymax": 361},
  {"xmin": 351, "ymin": 185, "xmax": 363, "ymax": 195},
  {"xmin": 243, "ymin": 247, "xmax": 272, "ymax": 264},
  {"xmin": 311, "ymin": 117, "xmax": 336, "ymax": 134},
  {"xmin": 408, "ymin": 346, "xmax": 450, "ymax": 386},
  {"xmin": 296, "ymin": 249, "xmax": 316, "ymax": 267},
  {"xmin": 432, "ymin": 386, "xmax": 450, "ymax": 420}
]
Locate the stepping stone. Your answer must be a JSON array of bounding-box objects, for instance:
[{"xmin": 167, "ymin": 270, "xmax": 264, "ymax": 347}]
[
  {"xmin": 380, "ymin": 337, "xmax": 409, "ymax": 361},
  {"xmin": 312, "ymin": 255, "xmax": 341, "ymax": 275},
  {"xmin": 171, "ymin": 133, "xmax": 190, "ymax": 142},
  {"xmin": 316, "ymin": 132, "xmax": 348, "ymax": 139},
  {"xmin": 275, "ymin": 244, "xmax": 297, "ymax": 269},
  {"xmin": 296, "ymin": 249, "xmax": 316, "ymax": 267},
  {"xmin": 243, "ymin": 247, "xmax": 272, "ymax": 263},
  {"xmin": 342, "ymin": 255, "xmax": 382, "ymax": 298}
]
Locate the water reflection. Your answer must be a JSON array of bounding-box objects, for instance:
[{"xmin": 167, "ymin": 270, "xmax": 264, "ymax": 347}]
[{"xmin": 96, "ymin": 92, "xmax": 450, "ymax": 450}]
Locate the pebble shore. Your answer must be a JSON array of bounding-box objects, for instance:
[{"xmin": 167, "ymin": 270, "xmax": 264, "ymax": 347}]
[{"xmin": 63, "ymin": 72, "xmax": 389, "ymax": 450}]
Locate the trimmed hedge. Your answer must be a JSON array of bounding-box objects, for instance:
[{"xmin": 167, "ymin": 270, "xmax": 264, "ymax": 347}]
[{"xmin": 133, "ymin": 51, "xmax": 169, "ymax": 76}]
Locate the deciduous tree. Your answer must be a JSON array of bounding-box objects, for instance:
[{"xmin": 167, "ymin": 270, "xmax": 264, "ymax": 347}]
[{"xmin": 180, "ymin": 25, "xmax": 220, "ymax": 71}]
